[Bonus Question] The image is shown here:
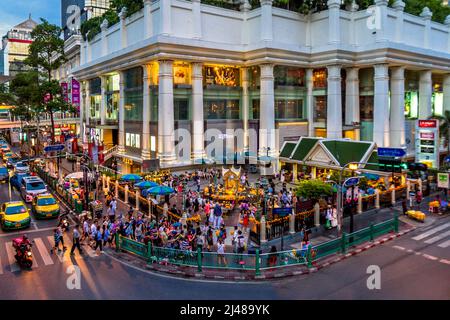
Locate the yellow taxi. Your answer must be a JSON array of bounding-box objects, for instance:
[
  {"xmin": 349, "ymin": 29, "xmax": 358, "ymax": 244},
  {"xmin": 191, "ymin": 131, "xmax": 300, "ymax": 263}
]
[
  {"xmin": 0, "ymin": 201, "xmax": 31, "ymax": 230},
  {"xmin": 31, "ymin": 193, "xmax": 60, "ymax": 219}
]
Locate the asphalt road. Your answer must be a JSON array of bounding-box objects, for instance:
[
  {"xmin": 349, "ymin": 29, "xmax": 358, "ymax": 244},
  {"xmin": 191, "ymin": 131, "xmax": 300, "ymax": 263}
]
[{"xmin": 0, "ymin": 163, "xmax": 449, "ymax": 299}]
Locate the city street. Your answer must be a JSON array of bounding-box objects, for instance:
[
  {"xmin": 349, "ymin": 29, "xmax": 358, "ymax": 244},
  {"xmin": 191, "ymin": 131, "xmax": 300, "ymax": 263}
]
[{"xmin": 0, "ymin": 168, "xmax": 449, "ymax": 299}]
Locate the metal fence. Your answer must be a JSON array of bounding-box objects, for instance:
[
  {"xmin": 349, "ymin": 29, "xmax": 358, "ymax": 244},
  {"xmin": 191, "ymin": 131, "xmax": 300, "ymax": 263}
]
[{"xmin": 116, "ymin": 215, "xmax": 398, "ymax": 275}]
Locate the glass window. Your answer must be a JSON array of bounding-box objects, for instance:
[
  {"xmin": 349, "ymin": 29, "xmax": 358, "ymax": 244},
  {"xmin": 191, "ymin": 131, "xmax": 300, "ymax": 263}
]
[
  {"xmin": 313, "ymin": 69, "xmax": 327, "ymax": 88},
  {"xmin": 313, "ymin": 96, "xmax": 326, "ymax": 122},
  {"xmin": 274, "ymin": 66, "xmax": 305, "ymax": 87},
  {"xmin": 275, "ymin": 99, "xmax": 303, "ymax": 119},
  {"xmin": 173, "ymin": 62, "xmax": 191, "ymax": 85},
  {"xmin": 174, "ymin": 99, "xmax": 189, "ymax": 120},
  {"xmin": 126, "ymin": 133, "xmax": 130, "ymax": 146},
  {"xmin": 248, "ymin": 66, "xmax": 260, "ymax": 89},
  {"xmin": 37, "ymin": 197, "xmax": 57, "ymax": 206},
  {"xmin": 90, "ymin": 95, "xmax": 101, "ymax": 118},
  {"xmin": 107, "ymin": 74, "xmax": 120, "ymax": 92},
  {"xmin": 359, "ymin": 96, "xmax": 374, "ymax": 121},
  {"xmin": 433, "ymin": 92, "xmax": 443, "ymax": 116},
  {"xmin": 89, "ymin": 78, "xmax": 101, "ymax": 95},
  {"xmin": 125, "ymin": 67, "xmax": 143, "ymax": 89},
  {"xmin": 125, "ymin": 133, "xmax": 140, "ymax": 148},
  {"xmin": 404, "ymin": 92, "xmax": 418, "ymax": 119},
  {"xmin": 124, "ymin": 90, "xmax": 143, "ymax": 121},
  {"xmin": 204, "ymin": 100, "xmax": 240, "ymax": 120},
  {"xmin": 203, "ymin": 66, "xmax": 240, "ymax": 87},
  {"xmin": 252, "ymin": 99, "xmax": 260, "ymax": 119},
  {"xmin": 106, "ymin": 93, "xmax": 119, "ymax": 120}
]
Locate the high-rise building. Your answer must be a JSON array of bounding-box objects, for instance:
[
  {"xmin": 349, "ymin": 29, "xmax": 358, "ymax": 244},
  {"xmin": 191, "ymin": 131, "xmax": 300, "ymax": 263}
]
[
  {"xmin": 0, "ymin": 15, "xmax": 37, "ymax": 77},
  {"xmin": 61, "ymin": 0, "xmax": 111, "ymax": 40}
]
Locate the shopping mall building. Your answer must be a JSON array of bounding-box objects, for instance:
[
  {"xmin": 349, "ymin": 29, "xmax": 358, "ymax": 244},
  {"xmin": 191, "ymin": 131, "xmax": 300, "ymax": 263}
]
[{"xmin": 72, "ymin": 0, "xmax": 450, "ymax": 173}]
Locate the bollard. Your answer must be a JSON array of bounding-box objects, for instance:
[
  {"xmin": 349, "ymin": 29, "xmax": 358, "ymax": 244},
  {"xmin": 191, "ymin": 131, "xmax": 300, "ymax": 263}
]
[
  {"xmin": 314, "ymin": 202, "xmax": 320, "ymax": 227},
  {"xmin": 136, "ymin": 188, "xmax": 140, "ymax": 211},
  {"xmin": 125, "ymin": 185, "xmax": 129, "ymax": 204},
  {"xmin": 115, "ymin": 180, "xmax": 119, "ymax": 198},
  {"xmin": 255, "ymin": 249, "xmax": 260, "ymax": 276},
  {"xmin": 260, "ymin": 215, "xmax": 267, "ymax": 244},
  {"xmin": 375, "ymin": 189, "xmax": 380, "ymax": 209},
  {"xmin": 289, "ymin": 212, "xmax": 295, "ymax": 234},
  {"xmin": 147, "ymin": 241, "xmax": 152, "ymax": 263},
  {"xmin": 391, "ymin": 188, "xmax": 396, "ymax": 206},
  {"xmin": 357, "ymin": 193, "xmax": 362, "ymax": 214}
]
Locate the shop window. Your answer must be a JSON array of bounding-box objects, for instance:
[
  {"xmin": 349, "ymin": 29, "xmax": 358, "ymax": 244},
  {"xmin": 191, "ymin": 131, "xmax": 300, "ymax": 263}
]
[
  {"xmin": 432, "ymin": 92, "xmax": 443, "ymax": 116},
  {"xmin": 275, "ymin": 99, "xmax": 303, "ymax": 120},
  {"xmin": 248, "ymin": 66, "xmax": 260, "ymax": 89},
  {"xmin": 90, "ymin": 95, "xmax": 101, "ymax": 118},
  {"xmin": 174, "ymin": 99, "xmax": 189, "ymax": 120},
  {"xmin": 125, "ymin": 133, "xmax": 140, "ymax": 148},
  {"xmin": 125, "ymin": 67, "xmax": 143, "ymax": 89},
  {"xmin": 173, "ymin": 62, "xmax": 191, "ymax": 86},
  {"xmin": 124, "ymin": 90, "xmax": 143, "ymax": 121},
  {"xmin": 204, "ymin": 100, "xmax": 240, "ymax": 120},
  {"xmin": 89, "ymin": 78, "xmax": 101, "ymax": 95},
  {"xmin": 107, "ymin": 74, "xmax": 120, "ymax": 92},
  {"xmin": 106, "ymin": 92, "xmax": 119, "ymax": 120},
  {"xmin": 359, "ymin": 96, "xmax": 374, "ymax": 121},
  {"xmin": 313, "ymin": 69, "xmax": 327, "ymax": 88},
  {"xmin": 203, "ymin": 66, "xmax": 240, "ymax": 87},
  {"xmin": 274, "ymin": 66, "xmax": 305, "ymax": 87},
  {"xmin": 404, "ymin": 92, "xmax": 418, "ymax": 119},
  {"xmin": 313, "ymin": 96, "xmax": 326, "ymax": 122}
]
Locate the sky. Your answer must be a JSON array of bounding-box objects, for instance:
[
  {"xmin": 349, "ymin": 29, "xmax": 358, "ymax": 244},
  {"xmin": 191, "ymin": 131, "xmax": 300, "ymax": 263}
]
[{"xmin": 0, "ymin": 0, "xmax": 60, "ymax": 39}]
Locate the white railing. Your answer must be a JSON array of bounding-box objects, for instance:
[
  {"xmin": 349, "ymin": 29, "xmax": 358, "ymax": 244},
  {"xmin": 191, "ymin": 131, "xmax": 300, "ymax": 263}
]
[{"xmin": 103, "ymin": 145, "xmax": 119, "ymax": 161}]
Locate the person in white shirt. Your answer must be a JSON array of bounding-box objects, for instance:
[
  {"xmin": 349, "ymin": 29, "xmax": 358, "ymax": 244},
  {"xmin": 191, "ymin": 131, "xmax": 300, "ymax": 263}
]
[{"xmin": 216, "ymin": 239, "xmax": 227, "ymax": 267}]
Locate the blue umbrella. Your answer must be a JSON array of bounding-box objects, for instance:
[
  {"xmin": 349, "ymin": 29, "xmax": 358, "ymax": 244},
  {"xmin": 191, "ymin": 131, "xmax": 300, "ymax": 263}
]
[
  {"xmin": 135, "ymin": 181, "xmax": 159, "ymax": 189},
  {"xmin": 120, "ymin": 174, "xmax": 143, "ymax": 182},
  {"xmin": 146, "ymin": 185, "xmax": 175, "ymax": 195}
]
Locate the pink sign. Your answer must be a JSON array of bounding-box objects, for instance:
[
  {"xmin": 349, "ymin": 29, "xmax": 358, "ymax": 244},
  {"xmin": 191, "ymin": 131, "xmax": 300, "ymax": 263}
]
[
  {"xmin": 420, "ymin": 132, "xmax": 435, "ymax": 139},
  {"xmin": 71, "ymin": 79, "xmax": 80, "ymax": 111}
]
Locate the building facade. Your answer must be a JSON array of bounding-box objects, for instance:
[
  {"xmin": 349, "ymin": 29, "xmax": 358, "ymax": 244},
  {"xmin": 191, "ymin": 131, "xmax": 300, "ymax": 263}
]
[
  {"xmin": 0, "ymin": 15, "xmax": 37, "ymax": 77},
  {"xmin": 72, "ymin": 0, "xmax": 450, "ymax": 173}
]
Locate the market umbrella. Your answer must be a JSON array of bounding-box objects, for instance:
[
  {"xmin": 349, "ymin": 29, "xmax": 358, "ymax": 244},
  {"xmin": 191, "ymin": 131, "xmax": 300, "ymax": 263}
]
[
  {"xmin": 362, "ymin": 173, "xmax": 380, "ymax": 181},
  {"xmin": 135, "ymin": 181, "xmax": 159, "ymax": 189},
  {"xmin": 120, "ymin": 174, "xmax": 143, "ymax": 182},
  {"xmin": 145, "ymin": 185, "xmax": 176, "ymax": 195}
]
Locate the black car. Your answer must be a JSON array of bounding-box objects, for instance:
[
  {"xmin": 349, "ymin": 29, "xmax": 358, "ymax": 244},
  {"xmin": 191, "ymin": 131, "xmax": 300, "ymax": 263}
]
[{"xmin": 10, "ymin": 173, "xmax": 30, "ymax": 191}]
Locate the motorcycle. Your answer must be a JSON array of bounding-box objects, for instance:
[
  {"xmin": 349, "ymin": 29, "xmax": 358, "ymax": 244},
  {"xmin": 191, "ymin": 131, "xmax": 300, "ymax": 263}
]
[{"xmin": 12, "ymin": 238, "xmax": 33, "ymax": 269}]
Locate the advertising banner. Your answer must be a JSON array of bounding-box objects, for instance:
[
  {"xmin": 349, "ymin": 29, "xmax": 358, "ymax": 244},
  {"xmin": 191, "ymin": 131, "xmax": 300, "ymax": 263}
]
[
  {"xmin": 438, "ymin": 173, "xmax": 449, "ymax": 189},
  {"xmin": 415, "ymin": 119, "xmax": 439, "ymax": 169},
  {"xmin": 61, "ymin": 82, "xmax": 68, "ymax": 102},
  {"xmin": 71, "ymin": 78, "xmax": 80, "ymax": 111}
]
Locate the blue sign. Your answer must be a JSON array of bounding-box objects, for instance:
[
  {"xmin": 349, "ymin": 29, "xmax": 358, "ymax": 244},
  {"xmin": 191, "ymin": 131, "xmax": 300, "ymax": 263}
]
[
  {"xmin": 44, "ymin": 144, "xmax": 65, "ymax": 152},
  {"xmin": 272, "ymin": 207, "xmax": 292, "ymax": 217},
  {"xmin": 344, "ymin": 177, "xmax": 360, "ymax": 187},
  {"xmin": 377, "ymin": 147, "xmax": 406, "ymax": 158}
]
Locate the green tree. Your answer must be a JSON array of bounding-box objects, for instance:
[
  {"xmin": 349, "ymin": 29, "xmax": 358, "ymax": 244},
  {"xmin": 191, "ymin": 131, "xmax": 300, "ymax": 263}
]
[
  {"xmin": 295, "ymin": 179, "xmax": 334, "ymax": 201},
  {"xmin": 25, "ymin": 19, "xmax": 72, "ymax": 143}
]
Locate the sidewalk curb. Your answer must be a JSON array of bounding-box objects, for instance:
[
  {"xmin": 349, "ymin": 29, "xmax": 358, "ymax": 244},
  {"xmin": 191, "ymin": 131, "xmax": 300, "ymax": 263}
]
[{"xmin": 108, "ymin": 226, "xmax": 416, "ymax": 282}]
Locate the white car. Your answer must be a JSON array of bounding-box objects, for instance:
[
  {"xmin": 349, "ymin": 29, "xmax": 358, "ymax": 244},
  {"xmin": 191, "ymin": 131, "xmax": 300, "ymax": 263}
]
[
  {"xmin": 14, "ymin": 161, "xmax": 30, "ymax": 174},
  {"xmin": 20, "ymin": 176, "xmax": 47, "ymax": 203}
]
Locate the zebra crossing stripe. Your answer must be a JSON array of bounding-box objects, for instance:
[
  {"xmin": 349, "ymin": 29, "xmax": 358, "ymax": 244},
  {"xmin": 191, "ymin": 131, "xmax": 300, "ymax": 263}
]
[
  {"xmin": 437, "ymin": 239, "xmax": 450, "ymax": 248},
  {"xmin": 412, "ymin": 223, "xmax": 450, "ymax": 241},
  {"xmin": 5, "ymin": 242, "xmax": 20, "ymax": 272},
  {"xmin": 47, "ymin": 236, "xmax": 66, "ymax": 263},
  {"xmin": 424, "ymin": 230, "xmax": 450, "ymax": 244},
  {"xmin": 34, "ymin": 238, "xmax": 54, "ymax": 266}
]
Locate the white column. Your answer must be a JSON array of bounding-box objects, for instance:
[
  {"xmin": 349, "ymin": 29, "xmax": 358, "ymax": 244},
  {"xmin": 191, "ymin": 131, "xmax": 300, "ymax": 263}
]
[
  {"xmin": 142, "ymin": 64, "xmax": 151, "ymax": 160},
  {"xmin": 306, "ymin": 69, "xmax": 314, "ymax": 137},
  {"xmin": 260, "ymin": 0, "xmax": 273, "ymax": 41},
  {"xmin": 327, "ymin": 0, "xmax": 341, "ymax": 44},
  {"xmin": 80, "ymin": 39, "xmax": 86, "ymax": 65},
  {"xmin": 326, "ymin": 65, "xmax": 342, "ymax": 139},
  {"xmin": 258, "ymin": 64, "xmax": 276, "ymax": 157},
  {"xmin": 119, "ymin": 8, "xmax": 127, "ymax": 49},
  {"xmin": 85, "ymin": 80, "xmax": 91, "ymax": 138},
  {"xmin": 373, "ymin": 64, "xmax": 390, "ymax": 147},
  {"xmin": 100, "ymin": 75, "xmax": 107, "ymax": 126},
  {"xmin": 419, "ymin": 70, "xmax": 432, "ymax": 119},
  {"xmin": 393, "ymin": 0, "xmax": 405, "ymax": 43},
  {"xmin": 242, "ymin": 67, "xmax": 250, "ymax": 151},
  {"xmin": 143, "ymin": 0, "xmax": 153, "ymax": 39},
  {"xmin": 101, "ymin": 19, "xmax": 108, "ymax": 56},
  {"xmin": 124, "ymin": 184, "xmax": 129, "ymax": 204},
  {"xmin": 115, "ymin": 180, "xmax": 119, "ymax": 198},
  {"xmin": 345, "ymin": 67, "xmax": 360, "ymax": 140},
  {"xmin": 191, "ymin": 62, "xmax": 205, "ymax": 159},
  {"xmin": 160, "ymin": 0, "xmax": 172, "ymax": 36},
  {"xmin": 443, "ymin": 74, "xmax": 450, "ymax": 114},
  {"xmin": 390, "ymin": 67, "xmax": 406, "ymax": 147},
  {"xmin": 192, "ymin": 0, "xmax": 202, "ymax": 39},
  {"xmin": 86, "ymin": 38, "xmax": 91, "ymax": 63},
  {"xmin": 158, "ymin": 60, "xmax": 176, "ymax": 163},
  {"xmin": 260, "ymin": 215, "xmax": 267, "ymax": 243},
  {"xmin": 420, "ymin": 7, "xmax": 433, "ymax": 49},
  {"xmin": 375, "ymin": 0, "xmax": 388, "ymax": 42},
  {"xmin": 118, "ymin": 71, "xmax": 126, "ymax": 155}
]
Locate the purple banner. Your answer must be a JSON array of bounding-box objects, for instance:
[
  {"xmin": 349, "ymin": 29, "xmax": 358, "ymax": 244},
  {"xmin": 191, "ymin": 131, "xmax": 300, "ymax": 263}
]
[
  {"xmin": 71, "ymin": 78, "xmax": 80, "ymax": 111},
  {"xmin": 61, "ymin": 82, "xmax": 68, "ymax": 102}
]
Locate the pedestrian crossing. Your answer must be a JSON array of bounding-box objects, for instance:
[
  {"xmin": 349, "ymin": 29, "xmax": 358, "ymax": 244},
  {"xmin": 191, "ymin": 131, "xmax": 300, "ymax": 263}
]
[
  {"xmin": 412, "ymin": 223, "xmax": 450, "ymax": 248},
  {"xmin": 0, "ymin": 234, "xmax": 102, "ymax": 275}
]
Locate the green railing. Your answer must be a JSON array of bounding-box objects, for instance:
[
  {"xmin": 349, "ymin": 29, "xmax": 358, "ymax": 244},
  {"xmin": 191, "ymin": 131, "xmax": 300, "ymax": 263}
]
[{"xmin": 115, "ymin": 215, "xmax": 398, "ymax": 276}]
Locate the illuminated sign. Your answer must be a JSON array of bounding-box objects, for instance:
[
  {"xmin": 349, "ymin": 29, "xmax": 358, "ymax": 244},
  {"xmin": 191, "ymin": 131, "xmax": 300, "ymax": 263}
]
[
  {"xmin": 124, "ymin": 158, "xmax": 133, "ymax": 165},
  {"xmin": 415, "ymin": 119, "xmax": 439, "ymax": 169},
  {"xmin": 204, "ymin": 66, "xmax": 239, "ymax": 87}
]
